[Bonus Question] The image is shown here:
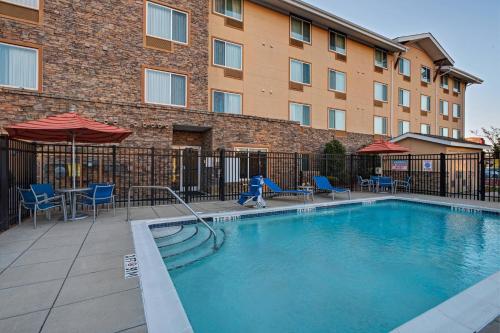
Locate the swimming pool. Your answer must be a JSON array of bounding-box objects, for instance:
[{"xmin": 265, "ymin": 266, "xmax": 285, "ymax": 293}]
[{"xmin": 152, "ymin": 200, "xmax": 500, "ymax": 332}]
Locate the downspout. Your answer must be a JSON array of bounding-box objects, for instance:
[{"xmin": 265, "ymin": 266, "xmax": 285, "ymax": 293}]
[
  {"xmin": 390, "ymin": 55, "xmax": 395, "ymax": 138},
  {"xmin": 436, "ymin": 69, "xmax": 452, "ymax": 136}
]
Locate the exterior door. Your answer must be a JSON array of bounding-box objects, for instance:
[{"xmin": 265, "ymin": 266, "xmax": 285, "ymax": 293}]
[{"xmin": 173, "ymin": 146, "xmax": 201, "ymax": 192}]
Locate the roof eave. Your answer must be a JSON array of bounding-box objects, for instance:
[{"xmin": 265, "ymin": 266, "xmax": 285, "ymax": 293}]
[
  {"xmin": 441, "ymin": 66, "xmax": 483, "ymax": 84},
  {"xmin": 391, "ymin": 133, "xmax": 490, "ymax": 150},
  {"xmin": 393, "ymin": 33, "xmax": 455, "ymax": 66}
]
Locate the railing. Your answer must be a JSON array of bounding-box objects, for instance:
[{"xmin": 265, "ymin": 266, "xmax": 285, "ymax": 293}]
[{"xmin": 127, "ymin": 185, "xmax": 218, "ymax": 249}]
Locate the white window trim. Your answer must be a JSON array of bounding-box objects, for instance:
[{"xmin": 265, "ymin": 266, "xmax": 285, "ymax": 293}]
[
  {"xmin": 421, "ymin": 124, "xmax": 431, "ymax": 135},
  {"xmin": 3, "ymin": 0, "xmax": 39, "ymax": 9},
  {"xmin": 421, "ymin": 66, "xmax": 431, "ymax": 83},
  {"xmin": 452, "ymin": 104, "xmax": 461, "ymax": 118},
  {"xmin": 144, "ymin": 68, "xmax": 187, "ymax": 107},
  {"xmin": 440, "ymin": 100, "xmax": 449, "ymax": 116},
  {"xmin": 440, "ymin": 127, "xmax": 449, "ymax": 137},
  {"xmin": 290, "ymin": 59, "xmax": 311, "ymax": 85},
  {"xmin": 421, "ymin": 94, "xmax": 431, "ymax": 112},
  {"xmin": 440, "ymin": 75, "xmax": 449, "ymax": 89},
  {"xmin": 328, "ymin": 108, "xmax": 346, "ymax": 131},
  {"xmin": 0, "ymin": 42, "xmax": 39, "ymax": 91},
  {"xmin": 452, "ymin": 129, "xmax": 460, "ymax": 139},
  {"xmin": 374, "ymin": 48, "xmax": 387, "ymax": 69},
  {"xmin": 146, "ymin": 1, "xmax": 189, "ymax": 45},
  {"xmin": 398, "ymin": 57, "xmax": 410, "ymax": 76},
  {"xmin": 290, "ymin": 16, "xmax": 311, "ymax": 44},
  {"xmin": 453, "ymin": 79, "xmax": 461, "ymax": 93},
  {"xmin": 328, "ymin": 69, "xmax": 346, "ymax": 93},
  {"xmin": 398, "ymin": 120, "xmax": 410, "ymax": 135},
  {"xmin": 398, "ymin": 88, "xmax": 410, "ymax": 107},
  {"xmin": 212, "ymin": 38, "xmax": 243, "ymax": 70},
  {"xmin": 212, "ymin": 90, "xmax": 242, "ymax": 114},
  {"xmin": 374, "ymin": 116, "xmax": 387, "ymax": 135},
  {"xmin": 289, "ymin": 102, "xmax": 311, "ymax": 126},
  {"xmin": 328, "ymin": 30, "xmax": 346, "ymax": 55},
  {"xmin": 213, "ymin": 0, "xmax": 243, "ymax": 22},
  {"xmin": 374, "ymin": 82, "xmax": 388, "ymax": 102}
]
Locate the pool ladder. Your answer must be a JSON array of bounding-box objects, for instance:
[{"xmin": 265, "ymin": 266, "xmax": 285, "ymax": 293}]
[{"xmin": 126, "ymin": 185, "xmax": 219, "ymax": 249}]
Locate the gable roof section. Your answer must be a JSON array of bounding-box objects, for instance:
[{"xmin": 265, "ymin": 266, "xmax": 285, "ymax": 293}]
[
  {"xmin": 391, "ymin": 133, "xmax": 490, "ymax": 150},
  {"xmin": 440, "ymin": 66, "xmax": 483, "ymax": 84},
  {"xmin": 393, "ymin": 33, "xmax": 454, "ymax": 66},
  {"xmin": 252, "ymin": 0, "xmax": 407, "ymax": 52}
]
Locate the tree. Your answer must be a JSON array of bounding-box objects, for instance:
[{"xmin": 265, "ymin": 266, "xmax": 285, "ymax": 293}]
[
  {"xmin": 472, "ymin": 127, "xmax": 500, "ymax": 155},
  {"xmin": 324, "ymin": 138, "xmax": 346, "ymax": 155},
  {"xmin": 323, "ymin": 139, "xmax": 347, "ymax": 185}
]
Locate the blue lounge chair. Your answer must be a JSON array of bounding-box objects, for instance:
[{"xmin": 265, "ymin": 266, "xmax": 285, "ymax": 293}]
[
  {"xmin": 313, "ymin": 176, "xmax": 351, "ymax": 200},
  {"xmin": 377, "ymin": 176, "xmax": 395, "ymax": 193},
  {"xmin": 394, "ymin": 176, "xmax": 412, "ymax": 193},
  {"xmin": 264, "ymin": 178, "xmax": 313, "ymax": 201},
  {"xmin": 77, "ymin": 184, "xmax": 116, "ymax": 222},
  {"xmin": 18, "ymin": 187, "xmax": 67, "ymax": 228},
  {"xmin": 238, "ymin": 176, "xmax": 266, "ymax": 208}
]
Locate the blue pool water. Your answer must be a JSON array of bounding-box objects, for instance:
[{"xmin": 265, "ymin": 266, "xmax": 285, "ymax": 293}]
[{"xmin": 167, "ymin": 201, "xmax": 500, "ymax": 333}]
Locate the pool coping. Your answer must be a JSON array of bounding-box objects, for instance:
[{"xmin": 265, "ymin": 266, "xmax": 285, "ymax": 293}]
[{"xmin": 130, "ymin": 196, "xmax": 500, "ymax": 333}]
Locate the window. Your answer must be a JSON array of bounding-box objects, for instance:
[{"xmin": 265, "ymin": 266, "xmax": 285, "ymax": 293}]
[
  {"xmin": 328, "ymin": 109, "xmax": 346, "ymax": 130},
  {"xmin": 146, "ymin": 2, "xmax": 188, "ymax": 44},
  {"xmin": 453, "ymin": 79, "xmax": 461, "ymax": 93},
  {"xmin": 213, "ymin": 90, "xmax": 242, "ymax": 114},
  {"xmin": 452, "ymin": 104, "xmax": 461, "ymax": 118},
  {"xmin": 213, "ymin": 39, "xmax": 242, "ymax": 70},
  {"xmin": 329, "ymin": 31, "xmax": 346, "ymax": 55},
  {"xmin": 398, "ymin": 120, "xmax": 410, "ymax": 135},
  {"xmin": 440, "ymin": 127, "xmax": 449, "ymax": 137},
  {"xmin": 398, "ymin": 88, "xmax": 410, "ymax": 107},
  {"xmin": 328, "ymin": 69, "xmax": 346, "ymax": 92},
  {"xmin": 374, "ymin": 116, "xmax": 387, "ymax": 135},
  {"xmin": 290, "ymin": 16, "xmax": 311, "ymax": 43},
  {"xmin": 2, "ymin": 0, "xmax": 39, "ymax": 9},
  {"xmin": 374, "ymin": 49, "xmax": 387, "ymax": 68},
  {"xmin": 399, "ymin": 58, "xmax": 410, "ymax": 77},
  {"xmin": 214, "ymin": 0, "xmax": 242, "ymax": 21},
  {"xmin": 420, "ymin": 124, "xmax": 431, "ymax": 135},
  {"xmin": 290, "ymin": 103, "xmax": 310, "ymax": 126},
  {"xmin": 374, "ymin": 82, "xmax": 388, "ymax": 102},
  {"xmin": 440, "ymin": 100, "xmax": 449, "ymax": 116},
  {"xmin": 290, "ymin": 59, "xmax": 311, "ymax": 85},
  {"xmin": 421, "ymin": 66, "xmax": 431, "ymax": 83},
  {"xmin": 440, "ymin": 75, "xmax": 449, "ymax": 89},
  {"xmin": 0, "ymin": 42, "xmax": 39, "ymax": 91},
  {"xmin": 452, "ymin": 129, "xmax": 461, "ymax": 139},
  {"xmin": 144, "ymin": 68, "xmax": 187, "ymax": 107},
  {"xmin": 421, "ymin": 95, "xmax": 431, "ymax": 112}
]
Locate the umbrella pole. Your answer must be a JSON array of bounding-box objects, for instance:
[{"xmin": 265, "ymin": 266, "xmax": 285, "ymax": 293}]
[{"xmin": 72, "ymin": 133, "xmax": 76, "ymax": 190}]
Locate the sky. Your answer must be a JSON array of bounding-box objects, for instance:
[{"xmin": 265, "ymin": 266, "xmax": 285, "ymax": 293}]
[{"xmin": 307, "ymin": 0, "xmax": 500, "ymax": 137}]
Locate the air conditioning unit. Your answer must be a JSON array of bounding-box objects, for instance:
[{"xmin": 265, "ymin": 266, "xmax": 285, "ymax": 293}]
[{"xmin": 375, "ymin": 167, "xmax": 382, "ymax": 175}]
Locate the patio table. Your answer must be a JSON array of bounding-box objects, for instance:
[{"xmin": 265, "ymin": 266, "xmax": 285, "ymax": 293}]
[{"xmin": 57, "ymin": 187, "xmax": 91, "ymax": 221}]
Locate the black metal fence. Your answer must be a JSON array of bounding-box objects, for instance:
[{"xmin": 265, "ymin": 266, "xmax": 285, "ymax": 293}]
[{"xmin": 0, "ymin": 136, "xmax": 498, "ymax": 230}]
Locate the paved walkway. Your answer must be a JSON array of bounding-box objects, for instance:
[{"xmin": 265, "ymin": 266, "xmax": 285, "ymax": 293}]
[{"xmin": 0, "ymin": 192, "xmax": 497, "ymax": 333}]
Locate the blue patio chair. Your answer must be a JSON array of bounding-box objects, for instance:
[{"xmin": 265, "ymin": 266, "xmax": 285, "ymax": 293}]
[
  {"xmin": 357, "ymin": 176, "xmax": 373, "ymax": 192},
  {"xmin": 313, "ymin": 176, "xmax": 351, "ymax": 200},
  {"xmin": 395, "ymin": 176, "xmax": 412, "ymax": 193},
  {"xmin": 263, "ymin": 178, "xmax": 313, "ymax": 201},
  {"xmin": 18, "ymin": 187, "xmax": 67, "ymax": 228},
  {"xmin": 238, "ymin": 176, "xmax": 266, "ymax": 208},
  {"xmin": 378, "ymin": 176, "xmax": 395, "ymax": 194},
  {"xmin": 77, "ymin": 184, "xmax": 116, "ymax": 222}
]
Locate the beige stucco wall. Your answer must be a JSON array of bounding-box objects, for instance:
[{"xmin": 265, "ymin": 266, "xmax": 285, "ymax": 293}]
[
  {"xmin": 208, "ymin": 0, "xmax": 465, "ymax": 138},
  {"xmin": 396, "ymin": 138, "xmax": 481, "ymax": 154}
]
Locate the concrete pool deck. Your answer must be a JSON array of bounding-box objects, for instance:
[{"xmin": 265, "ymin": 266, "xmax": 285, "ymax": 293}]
[{"xmin": 0, "ymin": 192, "xmax": 498, "ymax": 333}]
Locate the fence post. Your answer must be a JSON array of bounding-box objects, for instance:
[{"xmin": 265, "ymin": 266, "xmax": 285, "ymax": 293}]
[
  {"xmin": 407, "ymin": 154, "xmax": 412, "ymax": 192},
  {"xmin": 439, "ymin": 153, "xmax": 446, "ymax": 197},
  {"xmin": 293, "ymin": 152, "xmax": 298, "ymax": 189},
  {"xmin": 0, "ymin": 137, "xmax": 8, "ymax": 231},
  {"xmin": 349, "ymin": 154, "xmax": 354, "ymax": 190},
  {"xmin": 219, "ymin": 149, "xmax": 225, "ymax": 201},
  {"xmin": 112, "ymin": 145, "xmax": 117, "ymax": 185},
  {"xmin": 150, "ymin": 147, "xmax": 155, "ymax": 206},
  {"xmin": 480, "ymin": 151, "xmax": 486, "ymax": 201}
]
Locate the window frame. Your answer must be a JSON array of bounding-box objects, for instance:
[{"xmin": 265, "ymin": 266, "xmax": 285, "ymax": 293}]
[
  {"xmin": 289, "ymin": 58, "xmax": 311, "ymax": 85},
  {"xmin": 2, "ymin": 0, "xmax": 39, "ymax": 10},
  {"xmin": 453, "ymin": 79, "xmax": 461, "ymax": 93},
  {"xmin": 290, "ymin": 15, "xmax": 311, "ymax": 44},
  {"xmin": 452, "ymin": 103, "xmax": 461, "ymax": 118},
  {"xmin": 328, "ymin": 108, "xmax": 346, "ymax": 131},
  {"xmin": 145, "ymin": 1, "xmax": 189, "ymax": 45},
  {"xmin": 440, "ymin": 99, "xmax": 449, "ymax": 116},
  {"xmin": 398, "ymin": 88, "xmax": 410, "ymax": 107},
  {"xmin": 0, "ymin": 40, "xmax": 41, "ymax": 92},
  {"xmin": 374, "ymin": 116, "xmax": 388, "ymax": 135},
  {"xmin": 440, "ymin": 75, "xmax": 449, "ymax": 89},
  {"xmin": 420, "ymin": 123, "xmax": 431, "ymax": 135},
  {"xmin": 452, "ymin": 129, "xmax": 461, "ymax": 139},
  {"xmin": 374, "ymin": 48, "xmax": 387, "ymax": 69},
  {"xmin": 328, "ymin": 69, "xmax": 346, "ymax": 93},
  {"xmin": 212, "ymin": 38, "xmax": 243, "ymax": 70},
  {"xmin": 440, "ymin": 127, "xmax": 449, "ymax": 137},
  {"xmin": 289, "ymin": 102, "xmax": 311, "ymax": 126},
  {"xmin": 212, "ymin": 89, "xmax": 243, "ymax": 114},
  {"xmin": 374, "ymin": 81, "xmax": 388, "ymax": 102},
  {"xmin": 421, "ymin": 66, "xmax": 431, "ymax": 83},
  {"xmin": 143, "ymin": 67, "xmax": 188, "ymax": 108},
  {"xmin": 328, "ymin": 30, "xmax": 346, "ymax": 55},
  {"xmin": 213, "ymin": 0, "xmax": 243, "ymax": 22},
  {"xmin": 420, "ymin": 94, "xmax": 431, "ymax": 112},
  {"xmin": 398, "ymin": 57, "xmax": 411, "ymax": 77},
  {"xmin": 398, "ymin": 120, "xmax": 410, "ymax": 136}
]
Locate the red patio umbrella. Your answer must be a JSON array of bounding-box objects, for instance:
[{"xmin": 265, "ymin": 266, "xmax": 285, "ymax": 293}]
[
  {"xmin": 4, "ymin": 112, "xmax": 132, "ymax": 190},
  {"xmin": 357, "ymin": 140, "xmax": 410, "ymax": 154}
]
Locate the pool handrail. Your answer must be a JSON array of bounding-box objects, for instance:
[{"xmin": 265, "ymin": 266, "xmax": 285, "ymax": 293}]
[{"xmin": 127, "ymin": 185, "xmax": 218, "ymax": 249}]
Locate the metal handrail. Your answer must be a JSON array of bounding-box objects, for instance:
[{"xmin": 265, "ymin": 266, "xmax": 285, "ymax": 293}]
[{"xmin": 127, "ymin": 186, "xmax": 218, "ymax": 248}]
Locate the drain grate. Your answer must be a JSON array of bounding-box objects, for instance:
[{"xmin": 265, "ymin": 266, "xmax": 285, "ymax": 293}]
[{"xmin": 124, "ymin": 254, "xmax": 139, "ymax": 279}]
